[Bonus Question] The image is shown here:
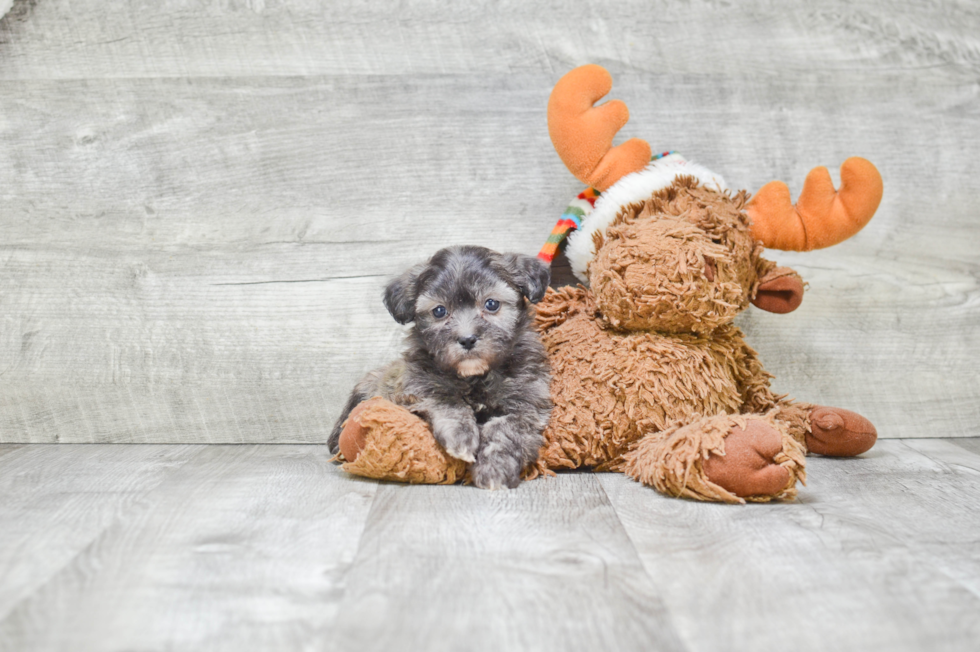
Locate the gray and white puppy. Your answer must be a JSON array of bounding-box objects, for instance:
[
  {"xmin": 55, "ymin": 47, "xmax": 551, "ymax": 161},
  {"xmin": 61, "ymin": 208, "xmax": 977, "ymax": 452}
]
[{"xmin": 328, "ymin": 245, "xmax": 553, "ymax": 489}]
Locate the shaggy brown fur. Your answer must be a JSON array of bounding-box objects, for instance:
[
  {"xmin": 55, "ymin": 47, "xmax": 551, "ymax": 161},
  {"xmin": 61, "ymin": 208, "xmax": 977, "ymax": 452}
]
[
  {"xmin": 533, "ymin": 286, "xmax": 763, "ymax": 471},
  {"xmin": 532, "ymin": 286, "xmax": 800, "ymax": 472}
]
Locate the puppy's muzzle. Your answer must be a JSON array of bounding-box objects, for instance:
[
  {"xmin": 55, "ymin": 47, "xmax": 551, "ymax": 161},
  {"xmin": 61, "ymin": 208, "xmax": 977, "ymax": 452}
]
[{"xmin": 457, "ymin": 335, "xmax": 478, "ymax": 350}]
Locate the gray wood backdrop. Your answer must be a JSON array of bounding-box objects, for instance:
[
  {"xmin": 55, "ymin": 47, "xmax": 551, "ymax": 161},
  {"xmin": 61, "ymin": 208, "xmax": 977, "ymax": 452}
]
[{"xmin": 0, "ymin": 0, "xmax": 977, "ymax": 444}]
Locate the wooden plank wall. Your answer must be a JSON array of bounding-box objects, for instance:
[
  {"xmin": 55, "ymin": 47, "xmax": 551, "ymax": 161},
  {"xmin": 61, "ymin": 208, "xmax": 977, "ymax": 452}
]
[{"xmin": 0, "ymin": 0, "xmax": 977, "ymax": 443}]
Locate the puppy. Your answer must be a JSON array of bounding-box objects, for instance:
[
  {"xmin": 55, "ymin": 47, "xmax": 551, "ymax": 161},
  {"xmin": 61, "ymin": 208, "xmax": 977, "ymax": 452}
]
[{"xmin": 328, "ymin": 245, "xmax": 553, "ymax": 489}]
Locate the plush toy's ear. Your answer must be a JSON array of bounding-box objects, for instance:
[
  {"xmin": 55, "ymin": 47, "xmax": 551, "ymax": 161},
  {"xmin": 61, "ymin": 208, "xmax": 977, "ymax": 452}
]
[
  {"xmin": 752, "ymin": 267, "xmax": 804, "ymax": 314},
  {"xmin": 501, "ymin": 253, "xmax": 551, "ymax": 303},
  {"xmin": 383, "ymin": 264, "xmax": 425, "ymax": 324}
]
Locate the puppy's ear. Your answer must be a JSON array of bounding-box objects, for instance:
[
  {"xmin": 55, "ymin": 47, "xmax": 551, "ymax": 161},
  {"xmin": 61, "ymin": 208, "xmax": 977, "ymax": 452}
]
[
  {"xmin": 383, "ymin": 264, "xmax": 425, "ymax": 324},
  {"xmin": 501, "ymin": 253, "xmax": 551, "ymax": 303}
]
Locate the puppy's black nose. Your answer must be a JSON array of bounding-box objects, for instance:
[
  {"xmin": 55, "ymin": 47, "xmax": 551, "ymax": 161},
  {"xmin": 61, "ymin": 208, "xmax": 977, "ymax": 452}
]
[{"xmin": 458, "ymin": 335, "xmax": 478, "ymax": 350}]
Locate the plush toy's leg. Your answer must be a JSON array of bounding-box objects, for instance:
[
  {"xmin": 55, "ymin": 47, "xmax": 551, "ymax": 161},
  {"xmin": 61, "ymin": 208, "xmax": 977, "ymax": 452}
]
[
  {"xmin": 622, "ymin": 414, "xmax": 806, "ymax": 503},
  {"xmin": 335, "ymin": 397, "xmax": 467, "ymax": 484}
]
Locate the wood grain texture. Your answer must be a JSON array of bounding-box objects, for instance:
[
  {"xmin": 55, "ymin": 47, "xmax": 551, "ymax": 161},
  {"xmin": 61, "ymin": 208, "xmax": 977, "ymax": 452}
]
[
  {"xmin": 322, "ymin": 473, "xmax": 686, "ymax": 652},
  {"xmin": 0, "ymin": 444, "xmax": 377, "ymax": 651},
  {"xmin": 2, "ymin": 440, "xmax": 979, "ymax": 651},
  {"xmin": 0, "ymin": 0, "xmax": 978, "ymax": 80},
  {"xmin": 0, "ymin": 1, "xmax": 978, "ymax": 442},
  {"xmin": 0, "ymin": 444, "xmax": 196, "ymax": 621},
  {"xmin": 598, "ymin": 439, "xmax": 980, "ymax": 652},
  {"xmin": 949, "ymin": 437, "xmax": 980, "ymax": 457}
]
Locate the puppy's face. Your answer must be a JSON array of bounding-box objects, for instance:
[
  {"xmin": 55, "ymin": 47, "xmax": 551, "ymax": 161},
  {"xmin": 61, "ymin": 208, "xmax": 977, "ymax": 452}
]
[{"xmin": 383, "ymin": 246, "xmax": 550, "ymax": 377}]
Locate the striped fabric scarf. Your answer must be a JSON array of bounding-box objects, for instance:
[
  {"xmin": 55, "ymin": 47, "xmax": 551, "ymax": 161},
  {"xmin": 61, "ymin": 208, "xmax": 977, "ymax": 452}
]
[
  {"xmin": 537, "ymin": 187, "xmax": 599, "ymax": 263},
  {"xmin": 538, "ymin": 151, "xmax": 675, "ymax": 263}
]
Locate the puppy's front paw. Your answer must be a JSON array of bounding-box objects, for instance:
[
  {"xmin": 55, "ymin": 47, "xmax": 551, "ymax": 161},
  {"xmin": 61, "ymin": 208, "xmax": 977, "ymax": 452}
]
[
  {"xmin": 446, "ymin": 443, "xmax": 477, "ymax": 464},
  {"xmin": 470, "ymin": 457, "xmax": 521, "ymax": 490},
  {"xmin": 438, "ymin": 421, "xmax": 479, "ymax": 463}
]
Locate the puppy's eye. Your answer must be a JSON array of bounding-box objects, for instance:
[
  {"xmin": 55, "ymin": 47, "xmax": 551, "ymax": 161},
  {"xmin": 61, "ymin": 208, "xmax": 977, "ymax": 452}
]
[
  {"xmin": 484, "ymin": 298, "xmax": 500, "ymax": 313},
  {"xmin": 431, "ymin": 305, "xmax": 447, "ymax": 319}
]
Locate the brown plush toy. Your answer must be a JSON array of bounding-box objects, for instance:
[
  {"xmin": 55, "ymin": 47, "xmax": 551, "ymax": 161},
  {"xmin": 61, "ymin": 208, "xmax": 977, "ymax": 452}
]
[{"xmin": 334, "ymin": 65, "xmax": 883, "ymax": 503}]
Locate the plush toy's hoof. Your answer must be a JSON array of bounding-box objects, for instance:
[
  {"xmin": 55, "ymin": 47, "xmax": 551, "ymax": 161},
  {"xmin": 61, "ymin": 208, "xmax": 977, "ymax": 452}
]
[
  {"xmin": 703, "ymin": 420, "xmax": 794, "ymax": 499},
  {"xmin": 338, "ymin": 402, "xmax": 370, "ymax": 463},
  {"xmin": 806, "ymin": 406, "xmax": 877, "ymax": 457}
]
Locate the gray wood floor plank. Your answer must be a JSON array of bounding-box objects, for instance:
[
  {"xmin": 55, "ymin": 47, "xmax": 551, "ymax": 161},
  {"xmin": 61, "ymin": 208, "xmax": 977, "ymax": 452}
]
[
  {"xmin": 948, "ymin": 437, "xmax": 980, "ymax": 458},
  {"xmin": 0, "ymin": 444, "xmax": 197, "ymax": 621},
  {"xmin": 328, "ymin": 473, "xmax": 687, "ymax": 652},
  {"xmin": 1, "ymin": 441, "xmax": 978, "ymax": 651},
  {"xmin": 0, "ymin": 444, "xmax": 24, "ymax": 462},
  {"xmin": 0, "ymin": 445, "xmax": 377, "ymax": 652},
  {"xmin": 597, "ymin": 440, "xmax": 980, "ymax": 652},
  {"xmin": 888, "ymin": 438, "xmax": 980, "ymax": 597},
  {"xmin": 0, "ymin": 0, "xmax": 977, "ymax": 80}
]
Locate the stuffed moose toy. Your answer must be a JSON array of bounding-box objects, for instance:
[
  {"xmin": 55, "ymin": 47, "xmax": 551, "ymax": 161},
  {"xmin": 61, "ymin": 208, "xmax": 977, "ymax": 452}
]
[{"xmin": 333, "ymin": 65, "xmax": 883, "ymax": 503}]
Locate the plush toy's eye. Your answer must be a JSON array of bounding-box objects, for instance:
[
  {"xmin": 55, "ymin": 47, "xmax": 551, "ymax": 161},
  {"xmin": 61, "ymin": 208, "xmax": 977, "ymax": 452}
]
[
  {"xmin": 484, "ymin": 298, "xmax": 500, "ymax": 312},
  {"xmin": 432, "ymin": 305, "xmax": 447, "ymax": 319}
]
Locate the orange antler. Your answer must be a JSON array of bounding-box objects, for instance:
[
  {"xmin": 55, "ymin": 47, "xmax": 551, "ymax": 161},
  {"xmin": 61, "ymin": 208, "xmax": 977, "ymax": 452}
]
[
  {"xmin": 747, "ymin": 157, "xmax": 883, "ymax": 251},
  {"xmin": 547, "ymin": 65, "xmax": 651, "ymax": 191}
]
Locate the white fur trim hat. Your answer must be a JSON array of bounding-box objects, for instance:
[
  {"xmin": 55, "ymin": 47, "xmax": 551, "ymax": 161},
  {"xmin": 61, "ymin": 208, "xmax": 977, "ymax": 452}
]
[{"xmin": 562, "ymin": 153, "xmax": 727, "ymax": 283}]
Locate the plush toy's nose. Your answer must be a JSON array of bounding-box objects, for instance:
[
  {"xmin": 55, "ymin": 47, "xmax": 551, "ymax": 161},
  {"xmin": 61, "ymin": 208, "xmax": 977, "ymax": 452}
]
[
  {"xmin": 751, "ymin": 267, "xmax": 805, "ymax": 314},
  {"xmin": 458, "ymin": 335, "xmax": 478, "ymax": 350}
]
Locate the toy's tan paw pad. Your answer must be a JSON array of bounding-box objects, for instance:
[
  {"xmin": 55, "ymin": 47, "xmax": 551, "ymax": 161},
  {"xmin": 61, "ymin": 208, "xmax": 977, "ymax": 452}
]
[
  {"xmin": 806, "ymin": 406, "xmax": 877, "ymax": 457},
  {"xmin": 703, "ymin": 420, "xmax": 792, "ymax": 498},
  {"xmin": 338, "ymin": 402, "xmax": 371, "ymax": 463}
]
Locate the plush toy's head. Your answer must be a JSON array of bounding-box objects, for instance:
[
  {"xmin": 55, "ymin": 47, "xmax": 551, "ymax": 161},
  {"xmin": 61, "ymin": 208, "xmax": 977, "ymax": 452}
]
[
  {"xmin": 542, "ymin": 65, "xmax": 883, "ymax": 335},
  {"xmin": 589, "ymin": 178, "xmax": 780, "ymax": 334}
]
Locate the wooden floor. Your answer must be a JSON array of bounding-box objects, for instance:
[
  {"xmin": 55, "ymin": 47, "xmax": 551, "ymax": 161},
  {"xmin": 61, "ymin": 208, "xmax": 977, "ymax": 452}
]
[{"xmin": 1, "ymin": 440, "xmax": 978, "ymax": 651}]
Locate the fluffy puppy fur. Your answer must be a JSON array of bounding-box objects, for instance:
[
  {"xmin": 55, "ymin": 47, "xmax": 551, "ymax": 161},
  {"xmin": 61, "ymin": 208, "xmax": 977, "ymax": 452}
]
[{"xmin": 328, "ymin": 246, "xmax": 553, "ymax": 489}]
